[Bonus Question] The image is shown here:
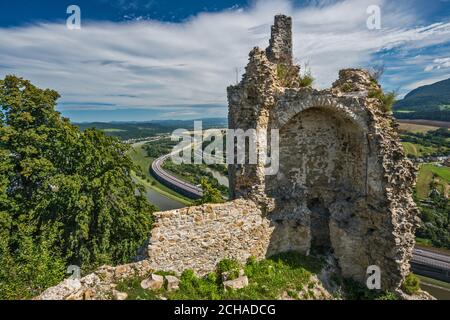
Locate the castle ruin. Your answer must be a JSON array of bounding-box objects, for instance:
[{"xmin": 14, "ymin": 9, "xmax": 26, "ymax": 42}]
[
  {"xmin": 145, "ymin": 16, "xmax": 419, "ymax": 290},
  {"xmin": 147, "ymin": 15, "xmax": 419, "ymax": 289},
  {"xmin": 226, "ymin": 15, "xmax": 419, "ymax": 288},
  {"xmin": 37, "ymin": 16, "xmax": 422, "ymax": 300}
]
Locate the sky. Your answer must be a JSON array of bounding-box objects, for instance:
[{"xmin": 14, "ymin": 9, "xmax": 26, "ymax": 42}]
[{"xmin": 0, "ymin": 0, "xmax": 450, "ymax": 122}]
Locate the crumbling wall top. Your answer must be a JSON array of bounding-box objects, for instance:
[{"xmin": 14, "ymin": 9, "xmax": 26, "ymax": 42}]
[
  {"xmin": 265, "ymin": 15, "xmax": 293, "ymax": 65},
  {"xmin": 332, "ymin": 68, "xmax": 380, "ymax": 96}
]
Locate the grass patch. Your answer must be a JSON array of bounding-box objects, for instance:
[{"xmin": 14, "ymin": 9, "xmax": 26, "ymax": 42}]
[
  {"xmin": 116, "ymin": 252, "xmax": 325, "ymax": 300},
  {"xmin": 400, "ymin": 128, "xmax": 450, "ymax": 159},
  {"xmin": 216, "ymin": 259, "xmax": 242, "ymax": 280},
  {"xmin": 416, "ymin": 274, "xmax": 450, "ymax": 291},
  {"xmin": 401, "ymin": 142, "xmax": 439, "ymax": 158},
  {"xmin": 276, "ymin": 64, "xmax": 314, "ymax": 88},
  {"xmin": 368, "ymin": 89, "xmax": 397, "ymax": 112},
  {"xmin": 298, "ymin": 74, "xmax": 314, "ymax": 87},
  {"xmin": 415, "ymin": 237, "xmax": 433, "ymax": 246},
  {"xmin": 416, "ymin": 164, "xmax": 450, "ymax": 199},
  {"xmin": 341, "ymin": 278, "xmax": 398, "ymax": 300}
]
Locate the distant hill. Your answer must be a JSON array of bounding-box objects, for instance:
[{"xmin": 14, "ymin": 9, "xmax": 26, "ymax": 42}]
[
  {"xmin": 76, "ymin": 118, "xmax": 228, "ymax": 140},
  {"xmin": 394, "ymin": 78, "xmax": 450, "ymax": 121}
]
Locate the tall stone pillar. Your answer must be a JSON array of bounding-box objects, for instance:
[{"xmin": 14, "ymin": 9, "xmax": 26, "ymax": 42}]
[{"xmin": 265, "ymin": 15, "xmax": 293, "ymax": 65}]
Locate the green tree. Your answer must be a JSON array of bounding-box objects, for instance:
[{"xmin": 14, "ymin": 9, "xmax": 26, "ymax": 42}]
[
  {"xmin": 195, "ymin": 178, "xmax": 224, "ymax": 205},
  {"xmin": 0, "ymin": 75, "xmax": 155, "ymax": 298},
  {"xmin": 0, "ymin": 221, "xmax": 66, "ymax": 299}
]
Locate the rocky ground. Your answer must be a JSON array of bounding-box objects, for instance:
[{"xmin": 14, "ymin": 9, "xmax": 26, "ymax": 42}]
[{"xmin": 35, "ymin": 253, "xmax": 434, "ymax": 300}]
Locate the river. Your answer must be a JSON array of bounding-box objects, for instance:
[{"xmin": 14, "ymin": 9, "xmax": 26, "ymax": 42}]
[
  {"xmin": 145, "ymin": 188, "xmax": 185, "ymax": 211},
  {"xmin": 131, "ymin": 140, "xmax": 185, "ymax": 211}
]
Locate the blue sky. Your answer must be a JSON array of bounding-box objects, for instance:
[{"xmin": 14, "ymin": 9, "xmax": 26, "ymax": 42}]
[{"xmin": 1, "ymin": 0, "xmax": 450, "ymax": 122}]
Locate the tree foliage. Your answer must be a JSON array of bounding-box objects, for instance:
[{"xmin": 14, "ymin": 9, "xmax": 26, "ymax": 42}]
[
  {"xmin": 0, "ymin": 75, "xmax": 154, "ymax": 298},
  {"xmin": 401, "ymin": 273, "xmax": 420, "ymax": 295},
  {"xmin": 416, "ymin": 184, "xmax": 450, "ymax": 249},
  {"xmin": 195, "ymin": 178, "xmax": 224, "ymax": 205}
]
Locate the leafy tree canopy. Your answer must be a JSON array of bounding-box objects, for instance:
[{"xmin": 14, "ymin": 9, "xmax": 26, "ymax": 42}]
[
  {"xmin": 195, "ymin": 178, "xmax": 224, "ymax": 205},
  {"xmin": 0, "ymin": 75, "xmax": 154, "ymax": 298}
]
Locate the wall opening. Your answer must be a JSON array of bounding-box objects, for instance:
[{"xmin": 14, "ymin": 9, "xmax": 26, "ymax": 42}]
[
  {"xmin": 308, "ymin": 198, "xmax": 332, "ymax": 254},
  {"xmin": 266, "ymin": 106, "xmax": 367, "ymax": 256}
]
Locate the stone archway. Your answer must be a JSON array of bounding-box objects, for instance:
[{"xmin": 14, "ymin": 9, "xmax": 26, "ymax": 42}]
[
  {"xmin": 266, "ymin": 104, "xmax": 369, "ymax": 256},
  {"xmin": 277, "ymin": 106, "xmax": 367, "ymax": 198}
]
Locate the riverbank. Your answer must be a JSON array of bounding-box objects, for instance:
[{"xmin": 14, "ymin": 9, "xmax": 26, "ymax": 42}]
[
  {"xmin": 417, "ymin": 274, "xmax": 450, "ymax": 300},
  {"xmin": 128, "ymin": 141, "xmax": 192, "ymax": 210}
]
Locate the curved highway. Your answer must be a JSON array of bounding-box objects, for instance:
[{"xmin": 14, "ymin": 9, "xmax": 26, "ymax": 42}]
[
  {"xmin": 151, "ymin": 153, "xmax": 203, "ymax": 200},
  {"xmin": 411, "ymin": 248, "xmax": 450, "ymax": 283}
]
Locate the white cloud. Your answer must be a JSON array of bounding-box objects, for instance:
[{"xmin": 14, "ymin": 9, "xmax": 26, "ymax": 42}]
[
  {"xmin": 424, "ymin": 57, "xmax": 450, "ymax": 71},
  {"xmin": 0, "ymin": 0, "xmax": 450, "ymax": 119}
]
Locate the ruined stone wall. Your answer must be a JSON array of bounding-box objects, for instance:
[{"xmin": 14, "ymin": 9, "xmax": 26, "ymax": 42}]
[
  {"xmin": 147, "ymin": 199, "xmax": 274, "ymax": 275},
  {"xmin": 266, "ymin": 14, "xmax": 293, "ymax": 65},
  {"xmin": 144, "ymin": 14, "xmax": 418, "ymax": 290},
  {"xmin": 227, "ymin": 15, "xmax": 419, "ymax": 289}
]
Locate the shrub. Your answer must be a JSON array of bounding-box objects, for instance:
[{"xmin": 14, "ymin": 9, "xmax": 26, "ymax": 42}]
[
  {"xmin": 343, "ymin": 278, "xmax": 398, "ymax": 300},
  {"xmin": 0, "ymin": 225, "xmax": 66, "ymax": 299},
  {"xmin": 376, "ymin": 291, "xmax": 398, "ymax": 300},
  {"xmin": 401, "ymin": 273, "xmax": 420, "ymax": 295},
  {"xmin": 246, "ymin": 256, "xmax": 257, "ymax": 266},
  {"xmin": 276, "ymin": 64, "xmax": 314, "ymax": 88},
  {"xmin": 217, "ymin": 258, "xmax": 242, "ymax": 280},
  {"xmin": 276, "ymin": 64, "xmax": 291, "ymax": 86},
  {"xmin": 298, "ymin": 74, "xmax": 314, "ymax": 87},
  {"xmin": 368, "ymin": 89, "xmax": 397, "ymax": 112},
  {"xmin": 195, "ymin": 178, "xmax": 224, "ymax": 205},
  {"xmin": 174, "ymin": 270, "xmax": 221, "ymax": 300},
  {"xmin": 341, "ymin": 83, "xmax": 354, "ymax": 92},
  {"xmin": 114, "ymin": 252, "xmax": 334, "ymax": 300},
  {"xmin": 0, "ymin": 75, "xmax": 155, "ymax": 298}
]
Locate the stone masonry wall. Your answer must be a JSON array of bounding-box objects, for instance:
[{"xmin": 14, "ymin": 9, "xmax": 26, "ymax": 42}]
[
  {"xmin": 147, "ymin": 199, "xmax": 273, "ymax": 275},
  {"xmin": 146, "ymin": 14, "xmax": 418, "ymax": 289}
]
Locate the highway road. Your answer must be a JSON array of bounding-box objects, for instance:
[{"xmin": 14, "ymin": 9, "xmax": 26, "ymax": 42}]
[
  {"xmin": 411, "ymin": 248, "xmax": 450, "ymax": 283},
  {"xmin": 151, "ymin": 153, "xmax": 203, "ymax": 199},
  {"xmin": 150, "ymin": 138, "xmax": 226, "ymax": 200}
]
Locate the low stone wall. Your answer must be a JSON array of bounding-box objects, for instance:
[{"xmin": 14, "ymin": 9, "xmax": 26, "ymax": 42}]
[{"xmin": 147, "ymin": 199, "xmax": 273, "ymax": 275}]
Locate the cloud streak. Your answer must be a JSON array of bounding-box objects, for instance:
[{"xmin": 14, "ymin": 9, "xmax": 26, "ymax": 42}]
[{"xmin": 0, "ymin": 0, "xmax": 450, "ymax": 120}]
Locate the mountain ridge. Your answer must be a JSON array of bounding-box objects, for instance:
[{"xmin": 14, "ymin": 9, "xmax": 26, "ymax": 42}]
[{"xmin": 394, "ymin": 77, "xmax": 450, "ymax": 121}]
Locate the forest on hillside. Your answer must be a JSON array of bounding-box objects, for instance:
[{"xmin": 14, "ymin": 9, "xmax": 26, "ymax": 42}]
[{"xmin": 394, "ymin": 78, "xmax": 450, "ymax": 121}]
